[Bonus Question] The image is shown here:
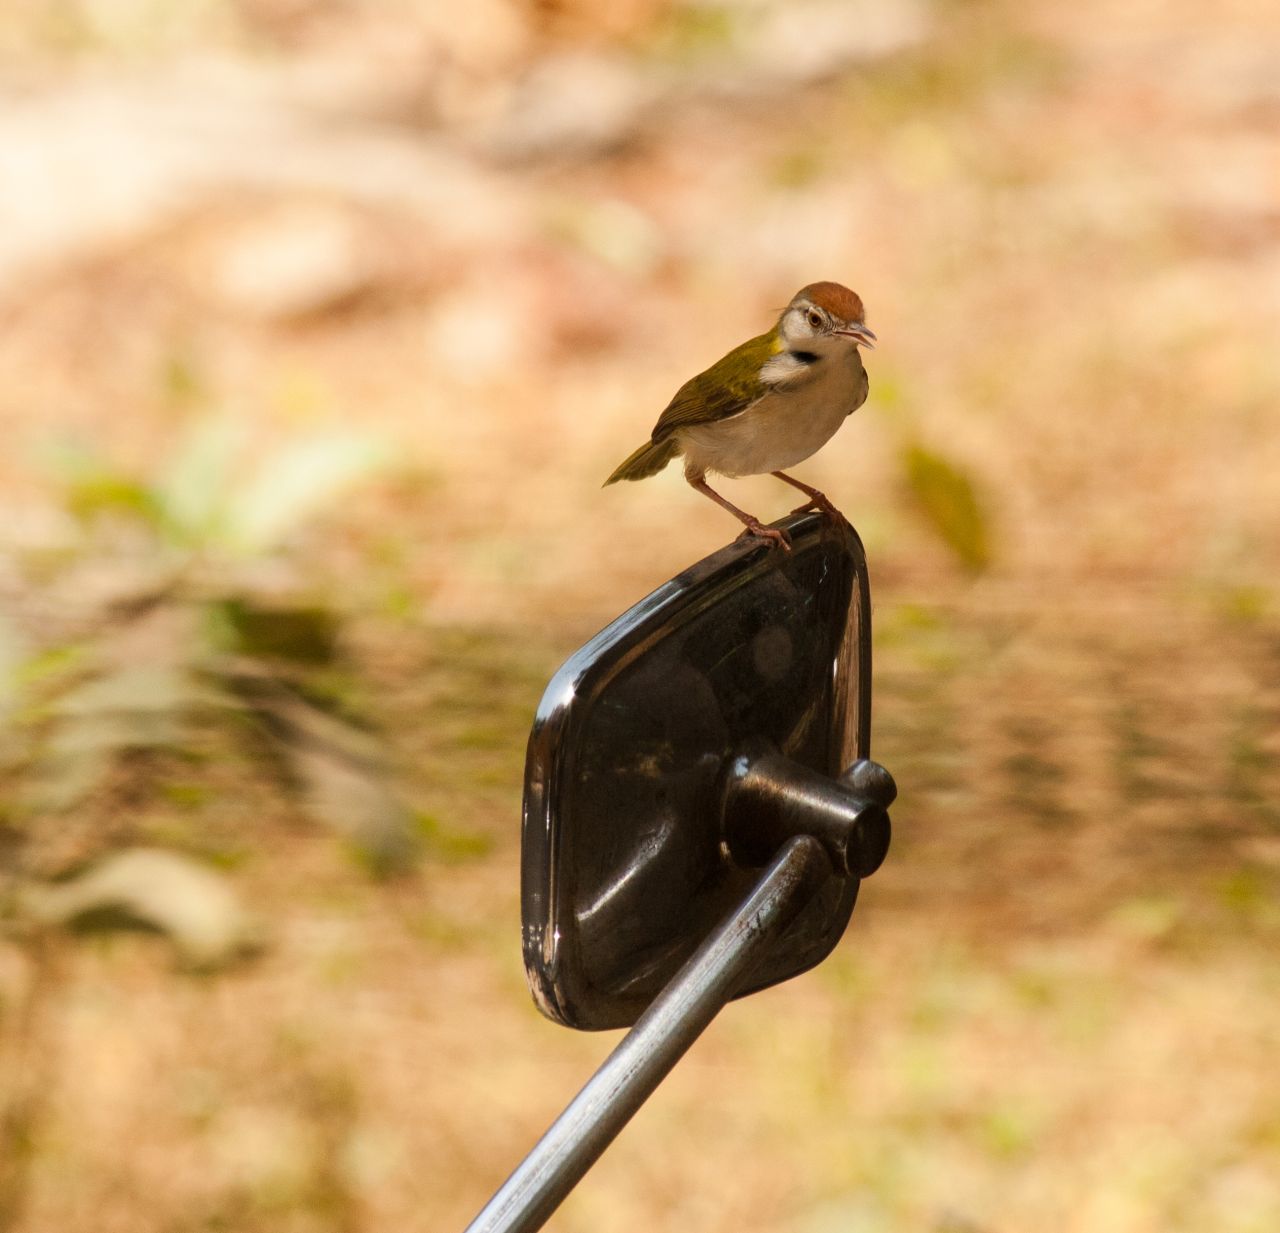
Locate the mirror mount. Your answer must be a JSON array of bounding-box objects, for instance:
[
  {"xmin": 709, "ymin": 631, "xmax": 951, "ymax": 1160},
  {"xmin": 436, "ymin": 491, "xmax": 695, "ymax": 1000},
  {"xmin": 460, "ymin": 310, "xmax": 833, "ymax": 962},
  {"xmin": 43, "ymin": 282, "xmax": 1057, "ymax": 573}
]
[
  {"xmin": 721, "ymin": 741, "xmax": 896, "ymax": 880},
  {"xmin": 467, "ymin": 833, "xmax": 836, "ymax": 1233}
]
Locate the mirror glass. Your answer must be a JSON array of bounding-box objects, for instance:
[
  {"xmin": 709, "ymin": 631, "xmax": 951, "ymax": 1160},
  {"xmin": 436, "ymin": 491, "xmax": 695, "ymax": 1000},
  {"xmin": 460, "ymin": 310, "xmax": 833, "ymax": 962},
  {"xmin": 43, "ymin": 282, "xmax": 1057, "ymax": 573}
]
[{"xmin": 522, "ymin": 512, "xmax": 872, "ymax": 1030}]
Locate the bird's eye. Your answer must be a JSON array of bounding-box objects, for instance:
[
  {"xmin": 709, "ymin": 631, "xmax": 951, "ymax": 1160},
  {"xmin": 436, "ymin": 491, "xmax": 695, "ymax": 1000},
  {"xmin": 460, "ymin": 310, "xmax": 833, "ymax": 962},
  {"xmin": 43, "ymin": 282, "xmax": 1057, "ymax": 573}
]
[{"xmin": 806, "ymin": 309, "xmax": 823, "ymax": 329}]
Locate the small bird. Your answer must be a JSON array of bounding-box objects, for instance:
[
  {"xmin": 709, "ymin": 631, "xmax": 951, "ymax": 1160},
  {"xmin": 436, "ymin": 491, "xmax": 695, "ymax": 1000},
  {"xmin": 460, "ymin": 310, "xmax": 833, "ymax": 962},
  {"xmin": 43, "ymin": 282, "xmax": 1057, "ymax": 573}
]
[{"xmin": 605, "ymin": 281, "xmax": 875, "ymax": 549}]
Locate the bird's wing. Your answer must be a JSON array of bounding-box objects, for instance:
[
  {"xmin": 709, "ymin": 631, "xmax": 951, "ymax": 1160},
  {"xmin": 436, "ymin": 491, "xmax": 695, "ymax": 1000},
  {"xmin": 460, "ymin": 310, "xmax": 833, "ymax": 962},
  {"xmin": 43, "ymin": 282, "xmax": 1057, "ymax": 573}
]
[
  {"xmin": 650, "ymin": 331, "xmax": 780, "ymax": 440},
  {"xmin": 847, "ymin": 361, "xmax": 869, "ymax": 416}
]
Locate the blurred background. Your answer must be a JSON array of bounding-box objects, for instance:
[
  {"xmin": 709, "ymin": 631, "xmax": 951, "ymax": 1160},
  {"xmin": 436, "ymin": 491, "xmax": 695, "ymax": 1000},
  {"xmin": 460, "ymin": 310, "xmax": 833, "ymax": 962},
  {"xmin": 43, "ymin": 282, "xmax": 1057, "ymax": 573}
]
[{"xmin": 1, "ymin": 1, "xmax": 1278, "ymax": 1230}]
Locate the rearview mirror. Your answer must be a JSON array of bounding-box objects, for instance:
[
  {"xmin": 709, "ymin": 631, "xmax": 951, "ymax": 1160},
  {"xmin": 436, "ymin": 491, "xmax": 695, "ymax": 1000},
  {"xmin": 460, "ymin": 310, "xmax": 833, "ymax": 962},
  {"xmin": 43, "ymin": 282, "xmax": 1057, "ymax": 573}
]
[
  {"xmin": 523, "ymin": 509, "xmax": 886, "ymax": 1028},
  {"xmin": 468, "ymin": 511, "xmax": 896, "ymax": 1233}
]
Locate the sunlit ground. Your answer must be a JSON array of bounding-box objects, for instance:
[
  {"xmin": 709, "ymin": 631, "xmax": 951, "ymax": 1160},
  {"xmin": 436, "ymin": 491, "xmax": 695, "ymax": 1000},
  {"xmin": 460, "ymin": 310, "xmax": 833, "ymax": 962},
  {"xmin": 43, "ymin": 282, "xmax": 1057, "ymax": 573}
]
[{"xmin": 1, "ymin": 2, "xmax": 1278, "ymax": 1231}]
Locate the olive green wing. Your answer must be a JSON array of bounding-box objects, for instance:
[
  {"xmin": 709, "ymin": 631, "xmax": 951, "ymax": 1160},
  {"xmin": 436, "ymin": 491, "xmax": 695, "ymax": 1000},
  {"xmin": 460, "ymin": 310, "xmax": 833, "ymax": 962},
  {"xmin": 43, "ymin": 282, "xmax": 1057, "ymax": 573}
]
[
  {"xmin": 650, "ymin": 331, "xmax": 780, "ymax": 441},
  {"xmin": 848, "ymin": 360, "xmax": 869, "ymax": 416}
]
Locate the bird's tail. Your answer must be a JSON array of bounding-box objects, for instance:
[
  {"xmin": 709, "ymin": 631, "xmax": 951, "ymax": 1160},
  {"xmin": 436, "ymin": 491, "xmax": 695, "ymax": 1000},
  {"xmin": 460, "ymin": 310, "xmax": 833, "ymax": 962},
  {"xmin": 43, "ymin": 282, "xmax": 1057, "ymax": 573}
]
[{"xmin": 603, "ymin": 436, "xmax": 679, "ymax": 486}]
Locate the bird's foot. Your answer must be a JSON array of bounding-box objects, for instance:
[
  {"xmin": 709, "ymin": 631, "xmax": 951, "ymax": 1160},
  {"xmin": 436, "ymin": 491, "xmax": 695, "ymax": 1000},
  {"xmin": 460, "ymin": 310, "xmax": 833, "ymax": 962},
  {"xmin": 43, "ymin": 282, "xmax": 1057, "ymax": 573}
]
[
  {"xmin": 790, "ymin": 491, "xmax": 850, "ymax": 527},
  {"xmin": 736, "ymin": 521, "xmax": 792, "ymax": 552},
  {"xmin": 772, "ymin": 471, "xmax": 843, "ymax": 521}
]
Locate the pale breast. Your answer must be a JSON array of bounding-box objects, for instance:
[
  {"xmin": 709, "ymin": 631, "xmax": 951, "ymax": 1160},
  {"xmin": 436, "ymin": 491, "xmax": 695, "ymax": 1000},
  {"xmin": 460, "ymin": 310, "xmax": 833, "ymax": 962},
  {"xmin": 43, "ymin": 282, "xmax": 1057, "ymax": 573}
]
[{"xmin": 677, "ymin": 352, "xmax": 866, "ymax": 479}]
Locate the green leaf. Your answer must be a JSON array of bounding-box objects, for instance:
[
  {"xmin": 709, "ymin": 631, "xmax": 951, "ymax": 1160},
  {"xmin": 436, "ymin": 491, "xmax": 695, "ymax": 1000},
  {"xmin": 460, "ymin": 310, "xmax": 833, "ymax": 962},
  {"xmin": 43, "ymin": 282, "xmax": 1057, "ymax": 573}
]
[
  {"xmin": 160, "ymin": 344, "xmax": 205, "ymax": 408},
  {"xmin": 210, "ymin": 598, "xmax": 340, "ymax": 665},
  {"xmin": 65, "ymin": 474, "xmax": 165, "ymax": 526},
  {"xmin": 223, "ymin": 433, "xmax": 393, "ymax": 554},
  {"xmin": 155, "ymin": 416, "xmax": 247, "ymax": 545},
  {"xmin": 38, "ymin": 438, "xmax": 163, "ymax": 527},
  {"xmin": 415, "ymin": 811, "xmax": 493, "ymax": 863},
  {"xmin": 0, "ymin": 611, "xmax": 24, "ymax": 726},
  {"xmin": 901, "ymin": 440, "xmax": 993, "ymax": 573}
]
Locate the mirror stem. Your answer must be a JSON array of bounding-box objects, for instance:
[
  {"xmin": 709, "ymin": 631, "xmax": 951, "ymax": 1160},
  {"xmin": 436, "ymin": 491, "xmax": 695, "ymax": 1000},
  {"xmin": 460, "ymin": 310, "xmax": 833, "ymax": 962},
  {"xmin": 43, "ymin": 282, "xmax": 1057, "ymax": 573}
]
[{"xmin": 464, "ymin": 835, "xmax": 832, "ymax": 1233}]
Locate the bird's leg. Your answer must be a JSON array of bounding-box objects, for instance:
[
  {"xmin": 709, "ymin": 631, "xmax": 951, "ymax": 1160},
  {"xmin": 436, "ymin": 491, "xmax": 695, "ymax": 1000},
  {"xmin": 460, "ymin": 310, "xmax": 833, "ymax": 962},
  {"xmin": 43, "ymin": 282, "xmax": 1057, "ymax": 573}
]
[
  {"xmin": 771, "ymin": 471, "xmax": 846, "ymax": 523},
  {"xmin": 687, "ymin": 474, "xmax": 791, "ymax": 551}
]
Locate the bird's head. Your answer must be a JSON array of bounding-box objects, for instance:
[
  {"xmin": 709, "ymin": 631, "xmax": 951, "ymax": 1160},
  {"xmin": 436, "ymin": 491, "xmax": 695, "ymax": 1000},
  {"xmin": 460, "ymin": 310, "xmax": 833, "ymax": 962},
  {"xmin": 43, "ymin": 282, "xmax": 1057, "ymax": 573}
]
[{"xmin": 779, "ymin": 281, "xmax": 876, "ymax": 353}]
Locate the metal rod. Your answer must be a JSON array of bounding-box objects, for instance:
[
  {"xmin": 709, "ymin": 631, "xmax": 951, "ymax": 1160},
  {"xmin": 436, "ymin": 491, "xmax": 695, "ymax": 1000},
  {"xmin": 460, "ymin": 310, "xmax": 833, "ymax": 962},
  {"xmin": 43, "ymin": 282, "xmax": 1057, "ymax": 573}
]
[{"xmin": 464, "ymin": 835, "xmax": 832, "ymax": 1233}]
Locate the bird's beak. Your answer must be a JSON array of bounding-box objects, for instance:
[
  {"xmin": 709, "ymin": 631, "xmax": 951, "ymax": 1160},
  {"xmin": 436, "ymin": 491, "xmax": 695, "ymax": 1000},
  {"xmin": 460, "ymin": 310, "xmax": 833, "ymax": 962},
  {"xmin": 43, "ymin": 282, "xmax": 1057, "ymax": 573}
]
[{"xmin": 836, "ymin": 323, "xmax": 877, "ymax": 349}]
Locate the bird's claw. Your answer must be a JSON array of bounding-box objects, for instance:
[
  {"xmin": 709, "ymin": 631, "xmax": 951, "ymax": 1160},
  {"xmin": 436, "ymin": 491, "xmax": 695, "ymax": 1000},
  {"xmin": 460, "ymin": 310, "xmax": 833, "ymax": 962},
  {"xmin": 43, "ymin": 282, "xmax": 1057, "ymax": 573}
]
[
  {"xmin": 737, "ymin": 522, "xmax": 792, "ymax": 552},
  {"xmin": 790, "ymin": 492, "xmax": 849, "ymax": 527},
  {"xmin": 788, "ymin": 494, "xmax": 849, "ymax": 532}
]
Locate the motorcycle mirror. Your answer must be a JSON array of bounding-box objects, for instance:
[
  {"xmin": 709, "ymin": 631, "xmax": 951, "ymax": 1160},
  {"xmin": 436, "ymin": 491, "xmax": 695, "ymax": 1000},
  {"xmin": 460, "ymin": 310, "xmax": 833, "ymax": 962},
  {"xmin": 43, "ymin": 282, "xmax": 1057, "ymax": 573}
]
[{"xmin": 522, "ymin": 510, "xmax": 891, "ymax": 1031}]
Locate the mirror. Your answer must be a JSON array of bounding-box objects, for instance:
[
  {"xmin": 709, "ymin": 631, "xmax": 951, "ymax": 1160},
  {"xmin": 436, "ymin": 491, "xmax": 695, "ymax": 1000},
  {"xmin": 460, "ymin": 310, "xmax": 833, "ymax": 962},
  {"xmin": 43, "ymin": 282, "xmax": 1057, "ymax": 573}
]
[{"xmin": 522, "ymin": 511, "xmax": 874, "ymax": 1031}]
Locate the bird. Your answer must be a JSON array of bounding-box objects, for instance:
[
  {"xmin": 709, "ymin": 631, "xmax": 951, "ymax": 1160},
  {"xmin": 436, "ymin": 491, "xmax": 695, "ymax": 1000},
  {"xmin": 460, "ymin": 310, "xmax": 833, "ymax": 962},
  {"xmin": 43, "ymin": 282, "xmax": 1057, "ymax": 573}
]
[{"xmin": 604, "ymin": 281, "xmax": 875, "ymax": 550}]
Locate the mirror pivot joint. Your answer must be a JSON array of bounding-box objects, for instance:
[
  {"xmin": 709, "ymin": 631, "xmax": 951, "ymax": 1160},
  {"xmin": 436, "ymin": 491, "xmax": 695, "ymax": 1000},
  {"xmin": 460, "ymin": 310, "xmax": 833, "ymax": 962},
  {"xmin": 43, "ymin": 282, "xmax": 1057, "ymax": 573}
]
[{"xmin": 721, "ymin": 742, "xmax": 895, "ymax": 879}]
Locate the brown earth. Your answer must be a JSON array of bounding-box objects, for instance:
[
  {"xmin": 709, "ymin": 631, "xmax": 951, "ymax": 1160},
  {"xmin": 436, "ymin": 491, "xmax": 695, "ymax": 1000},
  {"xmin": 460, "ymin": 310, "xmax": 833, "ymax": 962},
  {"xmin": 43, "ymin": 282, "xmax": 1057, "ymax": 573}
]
[{"xmin": 1, "ymin": 2, "xmax": 1278, "ymax": 1231}]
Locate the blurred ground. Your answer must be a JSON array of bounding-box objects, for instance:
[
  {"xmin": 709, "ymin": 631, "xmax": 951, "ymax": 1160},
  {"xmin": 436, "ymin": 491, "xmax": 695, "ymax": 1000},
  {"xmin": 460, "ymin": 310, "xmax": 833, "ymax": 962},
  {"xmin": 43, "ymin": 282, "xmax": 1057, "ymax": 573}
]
[{"xmin": 1, "ymin": 2, "xmax": 1278, "ymax": 1231}]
